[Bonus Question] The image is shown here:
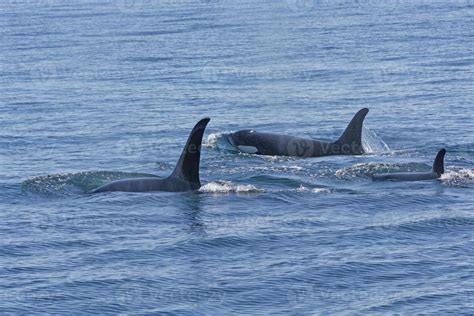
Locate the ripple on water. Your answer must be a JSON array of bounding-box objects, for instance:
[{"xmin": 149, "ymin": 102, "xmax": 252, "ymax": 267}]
[{"xmin": 1, "ymin": 1, "xmax": 473, "ymax": 314}]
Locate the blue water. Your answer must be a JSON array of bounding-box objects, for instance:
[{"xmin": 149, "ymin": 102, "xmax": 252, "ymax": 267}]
[{"xmin": 1, "ymin": 0, "xmax": 473, "ymax": 314}]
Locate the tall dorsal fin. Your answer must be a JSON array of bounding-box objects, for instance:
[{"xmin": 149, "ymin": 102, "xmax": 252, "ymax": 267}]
[
  {"xmin": 170, "ymin": 118, "xmax": 210, "ymax": 187},
  {"xmin": 335, "ymin": 108, "xmax": 369, "ymax": 154},
  {"xmin": 432, "ymin": 148, "xmax": 446, "ymax": 175}
]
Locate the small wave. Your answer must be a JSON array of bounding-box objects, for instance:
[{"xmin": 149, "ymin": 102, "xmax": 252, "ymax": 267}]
[
  {"xmin": 441, "ymin": 168, "xmax": 474, "ymax": 187},
  {"xmin": 199, "ymin": 181, "xmax": 262, "ymax": 194}
]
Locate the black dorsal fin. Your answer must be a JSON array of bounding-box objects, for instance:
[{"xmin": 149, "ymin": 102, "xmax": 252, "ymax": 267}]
[
  {"xmin": 432, "ymin": 148, "xmax": 446, "ymax": 175},
  {"xmin": 170, "ymin": 118, "xmax": 210, "ymax": 186},
  {"xmin": 335, "ymin": 108, "xmax": 369, "ymax": 154}
]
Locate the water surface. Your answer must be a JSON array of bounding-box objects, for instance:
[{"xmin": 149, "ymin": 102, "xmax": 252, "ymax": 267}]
[{"xmin": 1, "ymin": 0, "xmax": 473, "ymax": 314}]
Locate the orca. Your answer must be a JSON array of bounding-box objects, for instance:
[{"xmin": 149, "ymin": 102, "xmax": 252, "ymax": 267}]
[
  {"xmin": 372, "ymin": 149, "xmax": 446, "ymax": 181},
  {"xmin": 90, "ymin": 118, "xmax": 210, "ymax": 193},
  {"xmin": 225, "ymin": 108, "xmax": 369, "ymax": 157}
]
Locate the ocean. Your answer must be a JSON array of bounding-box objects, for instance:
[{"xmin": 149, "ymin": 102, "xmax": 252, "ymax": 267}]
[{"xmin": 1, "ymin": 0, "xmax": 473, "ymax": 314}]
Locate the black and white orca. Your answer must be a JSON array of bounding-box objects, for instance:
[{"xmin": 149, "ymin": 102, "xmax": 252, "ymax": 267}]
[{"xmin": 225, "ymin": 108, "xmax": 369, "ymax": 157}]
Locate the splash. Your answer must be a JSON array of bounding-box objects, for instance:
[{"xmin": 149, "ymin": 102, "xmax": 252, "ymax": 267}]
[
  {"xmin": 440, "ymin": 168, "xmax": 474, "ymax": 187},
  {"xmin": 204, "ymin": 133, "xmax": 238, "ymax": 152},
  {"xmin": 362, "ymin": 126, "xmax": 391, "ymax": 154},
  {"xmin": 204, "ymin": 132, "xmax": 222, "ymax": 148},
  {"xmin": 199, "ymin": 181, "xmax": 262, "ymax": 194}
]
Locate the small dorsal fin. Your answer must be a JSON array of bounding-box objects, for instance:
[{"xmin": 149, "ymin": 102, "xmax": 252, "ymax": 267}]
[
  {"xmin": 432, "ymin": 148, "xmax": 446, "ymax": 175},
  {"xmin": 170, "ymin": 118, "xmax": 210, "ymax": 187}
]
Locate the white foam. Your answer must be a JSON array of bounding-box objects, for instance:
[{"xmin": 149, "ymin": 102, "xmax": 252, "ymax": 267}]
[
  {"xmin": 199, "ymin": 181, "xmax": 262, "ymax": 193},
  {"xmin": 288, "ymin": 165, "xmax": 304, "ymax": 171},
  {"xmin": 296, "ymin": 185, "xmax": 331, "ymax": 193},
  {"xmin": 440, "ymin": 168, "xmax": 474, "ymax": 186},
  {"xmin": 313, "ymin": 188, "xmax": 332, "ymax": 193},
  {"xmin": 204, "ymin": 133, "xmax": 222, "ymax": 148},
  {"xmin": 335, "ymin": 162, "xmax": 392, "ymax": 179}
]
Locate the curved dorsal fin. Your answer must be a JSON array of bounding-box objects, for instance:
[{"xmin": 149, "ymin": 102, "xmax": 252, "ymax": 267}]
[
  {"xmin": 335, "ymin": 108, "xmax": 369, "ymax": 154},
  {"xmin": 170, "ymin": 118, "xmax": 210, "ymax": 187},
  {"xmin": 432, "ymin": 148, "xmax": 446, "ymax": 175}
]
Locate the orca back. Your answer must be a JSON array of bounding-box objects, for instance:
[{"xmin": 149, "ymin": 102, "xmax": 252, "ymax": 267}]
[{"xmin": 372, "ymin": 172, "xmax": 438, "ymax": 182}]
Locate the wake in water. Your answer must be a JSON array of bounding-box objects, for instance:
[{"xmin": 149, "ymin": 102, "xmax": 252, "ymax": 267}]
[
  {"xmin": 198, "ymin": 180, "xmax": 337, "ymax": 195},
  {"xmin": 22, "ymin": 171, "xmax": 158, "ymax": 196},
  {"xmin": 199, "ymin": 181, "xmax": 262, "ymax": 194},
  {"xmin": 441, "ymin": 168, "xmax": 474, "ymax": 187}
]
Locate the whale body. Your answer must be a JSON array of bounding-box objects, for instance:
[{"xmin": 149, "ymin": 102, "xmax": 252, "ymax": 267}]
[
  {"xmin": 372, "ymin": 149, "xmax": 446, "ymax": 182},
  {"xmin": 90, "ymin": 118, "xmax": 210, "ymax": 193},
  {"xmin": 225, "ymin": 108, "xmax": 369, "ymax": 157}
]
